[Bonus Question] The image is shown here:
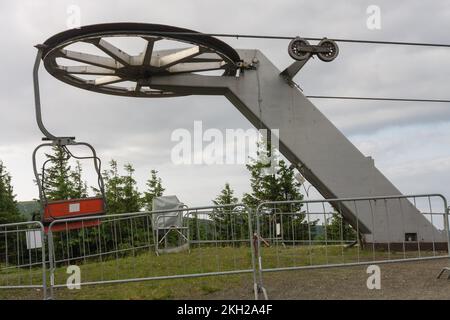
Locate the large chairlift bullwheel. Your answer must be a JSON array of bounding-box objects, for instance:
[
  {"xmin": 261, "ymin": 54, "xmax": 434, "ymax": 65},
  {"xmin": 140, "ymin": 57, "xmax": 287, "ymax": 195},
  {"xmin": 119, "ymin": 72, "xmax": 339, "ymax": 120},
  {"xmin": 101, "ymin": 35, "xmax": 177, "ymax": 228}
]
[{"xmin": 39, "ymin": 23, "xmax": 240, "ymax": 97}]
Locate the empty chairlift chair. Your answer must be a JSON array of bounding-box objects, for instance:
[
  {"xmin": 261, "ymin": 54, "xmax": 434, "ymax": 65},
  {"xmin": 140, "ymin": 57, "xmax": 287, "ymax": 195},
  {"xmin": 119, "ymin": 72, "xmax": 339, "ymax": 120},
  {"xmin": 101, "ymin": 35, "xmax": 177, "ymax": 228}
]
[
  {"xmin": 152, "ymin": 195, "xmax": 189, "ymax": 254},
  {"xmin": 33, "ymin": 142, "xmax": 107, "ymax": 233}
]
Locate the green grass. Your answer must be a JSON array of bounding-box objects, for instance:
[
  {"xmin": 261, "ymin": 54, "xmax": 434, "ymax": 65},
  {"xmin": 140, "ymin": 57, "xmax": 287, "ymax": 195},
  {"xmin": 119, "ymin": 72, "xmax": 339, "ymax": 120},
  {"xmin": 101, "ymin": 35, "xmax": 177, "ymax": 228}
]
[
  {"xmin": 259, "ymin": 243, "xmax": 440, "ymax": 269},
  {"xmin": 0, "ymin": 243, "xmax": 446, "ymax": 300}
]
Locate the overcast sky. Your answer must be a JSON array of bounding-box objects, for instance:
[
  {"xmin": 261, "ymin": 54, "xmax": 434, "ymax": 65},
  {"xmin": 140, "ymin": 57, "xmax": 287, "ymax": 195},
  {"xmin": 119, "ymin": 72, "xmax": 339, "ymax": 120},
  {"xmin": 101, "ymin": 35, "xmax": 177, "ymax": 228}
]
[{"xmin": 1, "ymin": 0, "xmax": 450, "ymax": 207}]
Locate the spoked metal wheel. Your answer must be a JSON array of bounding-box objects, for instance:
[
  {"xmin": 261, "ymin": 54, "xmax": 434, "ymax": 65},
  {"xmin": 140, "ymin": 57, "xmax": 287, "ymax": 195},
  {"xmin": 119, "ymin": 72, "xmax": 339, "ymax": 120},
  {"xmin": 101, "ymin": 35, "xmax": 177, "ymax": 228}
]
[
  {"xmin": 288, "ymin": 37, "xmax": 311, "ymax": 61},
  {"xmin": 317, "ymin": 38, "xmax": 339, "ymax": 62},
  {"xmin": 41, "ymin": 23, "xmax": 241, "ymax": 97}
]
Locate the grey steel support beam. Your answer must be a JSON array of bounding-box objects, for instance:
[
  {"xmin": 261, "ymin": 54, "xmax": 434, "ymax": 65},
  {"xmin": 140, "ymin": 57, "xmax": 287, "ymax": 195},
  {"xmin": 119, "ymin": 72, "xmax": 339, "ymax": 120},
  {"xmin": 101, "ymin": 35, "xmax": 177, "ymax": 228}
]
[{"xmin": 150, "ymin": 49, "xmax": 446, "ymax": 243}]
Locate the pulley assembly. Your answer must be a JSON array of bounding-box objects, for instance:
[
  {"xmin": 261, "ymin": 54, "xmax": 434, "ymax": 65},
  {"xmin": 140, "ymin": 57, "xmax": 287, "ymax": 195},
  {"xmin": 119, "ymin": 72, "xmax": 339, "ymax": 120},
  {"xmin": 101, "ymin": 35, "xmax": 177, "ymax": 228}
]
[{"xmin": 288, "ymin": 37, "xmax": 339, "ymax": 62}]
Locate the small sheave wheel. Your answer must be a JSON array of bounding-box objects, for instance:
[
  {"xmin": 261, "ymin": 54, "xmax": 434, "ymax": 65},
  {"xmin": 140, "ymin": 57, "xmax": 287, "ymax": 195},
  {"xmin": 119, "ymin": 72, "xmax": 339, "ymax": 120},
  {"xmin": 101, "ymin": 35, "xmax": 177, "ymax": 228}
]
[
  {"xmin": 317, "ymin": 38, "xmax": 339, "ymax": 62},
  {"xmin": 288, "ymin": 37, "xmax": 311, "ymax": 61}
]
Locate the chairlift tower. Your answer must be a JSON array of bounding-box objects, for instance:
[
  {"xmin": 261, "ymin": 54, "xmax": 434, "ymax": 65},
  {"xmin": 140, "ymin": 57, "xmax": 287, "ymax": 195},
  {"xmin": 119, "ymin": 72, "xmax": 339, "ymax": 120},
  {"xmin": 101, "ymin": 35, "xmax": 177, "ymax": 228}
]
[{"xmin": 33, "ymin": 23, "xmax": 447, "ymax": 246}]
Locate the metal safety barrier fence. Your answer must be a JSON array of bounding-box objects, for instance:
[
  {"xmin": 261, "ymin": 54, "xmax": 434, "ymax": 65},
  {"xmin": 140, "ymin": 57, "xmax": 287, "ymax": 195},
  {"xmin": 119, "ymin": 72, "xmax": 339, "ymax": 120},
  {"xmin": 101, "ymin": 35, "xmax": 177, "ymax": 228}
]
[
  {"xmin": 0, "ymin": 221, "xmax": 47, "ymax": 299},
  {"xmin": 46, "ymin": 204, "xmax": 257, "ymax": 299},
  {"xmin": 1, "ymin": 194, "xmax": 449, "ymax": 300},
  {"xmin": 254, "ymin": 194, "xmax": 450, "ymax": 299}
]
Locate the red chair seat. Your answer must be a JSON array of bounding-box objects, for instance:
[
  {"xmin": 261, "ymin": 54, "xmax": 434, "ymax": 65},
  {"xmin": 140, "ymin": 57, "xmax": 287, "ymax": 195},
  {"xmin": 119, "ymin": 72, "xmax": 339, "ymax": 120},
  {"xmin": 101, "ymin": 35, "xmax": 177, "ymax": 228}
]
[{"xmin": 43, "ymin": 197, "xmax": 105, "ymax": 232}]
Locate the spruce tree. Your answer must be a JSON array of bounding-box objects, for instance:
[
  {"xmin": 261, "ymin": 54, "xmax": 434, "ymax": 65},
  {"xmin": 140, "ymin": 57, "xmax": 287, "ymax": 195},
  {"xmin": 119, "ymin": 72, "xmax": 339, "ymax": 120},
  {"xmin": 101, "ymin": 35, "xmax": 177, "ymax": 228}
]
[
  {"xmin": 101, "ymin": 159, "xmax": 124, "ymax": 214},
  {"xmin": 213, "ymin": 183, "xmax": 238, "ymax": 207},
  {"xmin": 100, "ymin": 160, "xmax": 142, "ymax": 214},
  {"xmin": 212, "ymin": 183, "xmax": 240, "ymax": 240},
  {"xmin": 0, "ymin": 161, "xmax": 23, "ymax": 223},
  {"xmin": 122, "ymin": 163, "xmax": 141, "ymax": 213},
  {"xmin": 243, "ymin": 140, "xmax": 303, "ymax": 207},
  {"xmin": 243, "ymin": 140, "xmax": 310, "ymax": 240},
  {"xmin": 143, "ymin": 169, "xmax": 165, "ymax": 211},
  {"xmin": 43, "ymin": 146, "xmax": 74, "ymax": 200},
  {"xmin": 70, "ymin": 161, "xmax": 88, "ymax": 199}
]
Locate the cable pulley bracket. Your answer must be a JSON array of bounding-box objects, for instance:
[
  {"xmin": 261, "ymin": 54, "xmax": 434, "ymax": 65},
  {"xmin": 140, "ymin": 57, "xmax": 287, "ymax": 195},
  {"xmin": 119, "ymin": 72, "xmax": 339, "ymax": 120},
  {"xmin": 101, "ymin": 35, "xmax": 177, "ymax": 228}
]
[
  {"xmin": 288, "ymin": 37, "xmax": 339, "ymax": 62},
  {"xmin": 237, "ymin": 58, "xmax": 259, "ymax": 71},
  {"xmin": 281, "ymin": 37, "xmax": 339, "ymax": 82}
]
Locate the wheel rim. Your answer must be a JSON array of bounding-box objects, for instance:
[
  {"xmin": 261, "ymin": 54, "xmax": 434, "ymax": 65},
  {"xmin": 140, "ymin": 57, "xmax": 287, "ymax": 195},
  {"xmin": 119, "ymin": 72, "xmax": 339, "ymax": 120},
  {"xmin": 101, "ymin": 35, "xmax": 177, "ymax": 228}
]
[
  {"xmin": 317, "ymin": 39, "xmax": 339, "ymax": 62},
  {"xmin": 41, "ymin": 23, "xmax": 241, "ymax": 98},
  {"xmin": 288, "ymin": 37, "xmax": 311, "ymax": 61}
]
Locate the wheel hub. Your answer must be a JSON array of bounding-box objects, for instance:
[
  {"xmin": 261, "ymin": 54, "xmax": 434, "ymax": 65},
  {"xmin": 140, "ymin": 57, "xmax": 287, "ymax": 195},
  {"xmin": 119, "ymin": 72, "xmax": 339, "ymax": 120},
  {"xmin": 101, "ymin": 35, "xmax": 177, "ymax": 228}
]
[{"xmin": 115, "ymin": 65, "xmax": 169, "ymax": 80}]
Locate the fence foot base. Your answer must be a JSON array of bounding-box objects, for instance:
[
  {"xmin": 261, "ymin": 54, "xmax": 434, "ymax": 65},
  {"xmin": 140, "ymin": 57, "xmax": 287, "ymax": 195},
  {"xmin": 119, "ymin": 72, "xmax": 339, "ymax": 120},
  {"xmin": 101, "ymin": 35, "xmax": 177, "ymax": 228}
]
[
  {"xmin": 437, "ymin": 267, "xmax": 450, "ymax": 279},
  {"xmin": 254, "ymin": 283, "xmax": 269, "ymax": 300}
]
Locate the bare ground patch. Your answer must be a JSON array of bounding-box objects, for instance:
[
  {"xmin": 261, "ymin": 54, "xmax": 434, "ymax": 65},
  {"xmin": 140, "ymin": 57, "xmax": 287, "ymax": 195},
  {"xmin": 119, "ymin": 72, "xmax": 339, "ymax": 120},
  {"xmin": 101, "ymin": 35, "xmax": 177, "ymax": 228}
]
[{"xmin": 255, "ymin": 259, "xmax": 450, "ymax": 300}]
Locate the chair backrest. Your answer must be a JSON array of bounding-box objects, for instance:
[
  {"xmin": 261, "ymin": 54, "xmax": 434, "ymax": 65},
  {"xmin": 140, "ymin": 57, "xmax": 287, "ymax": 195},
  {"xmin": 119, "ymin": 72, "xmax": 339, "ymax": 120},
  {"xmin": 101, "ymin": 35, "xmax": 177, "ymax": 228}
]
[{"xmin": 152, "ymin": 195, "xmax": 184, "ymax": 230}]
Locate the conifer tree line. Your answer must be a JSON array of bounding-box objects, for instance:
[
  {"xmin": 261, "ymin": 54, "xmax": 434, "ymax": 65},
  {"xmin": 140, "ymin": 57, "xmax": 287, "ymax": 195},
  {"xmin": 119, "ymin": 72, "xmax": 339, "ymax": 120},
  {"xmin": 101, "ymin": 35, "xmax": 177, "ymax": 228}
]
[
  {"xmin": 0, "ymin": 143, "xmax": 355, "ymax": 241},
  {"xmin": 41, "ymin": 146, "xmax": 165, "ymax": 215}
]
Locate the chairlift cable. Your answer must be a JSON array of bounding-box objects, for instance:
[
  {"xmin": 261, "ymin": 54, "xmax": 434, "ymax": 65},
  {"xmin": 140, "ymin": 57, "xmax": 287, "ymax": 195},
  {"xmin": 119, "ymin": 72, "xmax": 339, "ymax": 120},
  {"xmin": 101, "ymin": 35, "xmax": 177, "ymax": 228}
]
[
  {"xmin": 306, "ymin": 96, "xmax": 450, "ymax": 103},
  {"xmin": 146, "ymin": 31, "xmax": 450, "ymax": 48}
]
